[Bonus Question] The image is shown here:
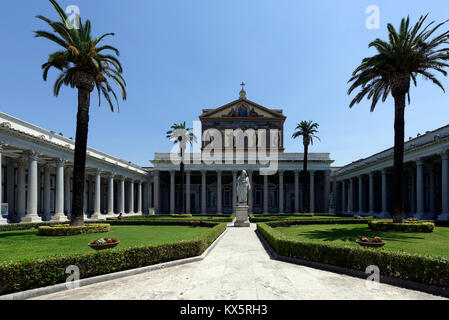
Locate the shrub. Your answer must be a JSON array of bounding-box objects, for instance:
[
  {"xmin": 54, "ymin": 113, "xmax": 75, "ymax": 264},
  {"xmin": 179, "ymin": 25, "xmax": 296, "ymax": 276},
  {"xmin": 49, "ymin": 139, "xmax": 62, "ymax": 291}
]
[
  {"xmin": 0, "ymin": 222, "xmax": 226, "ymax": 295},
  {"xmin": 38, "ymin": 224, "xmax": 110, "ymax": 236},
  {"xmin": 368, "ymin": 220, "xmax": 434, "ymax": 233},
  {"xmin": 264, "ymin": 219, "xmax": 371, "ymax": 228},
  {"xmin": 294, "ymin": 213, "xmax": 314, "ymax": 217},
  {"xmin": 170, "ymin": 214, "xmax": 193, "ymax": 218},
  {"xmin": 257, "ymin": 223, "xmax": 449, "ymax": 288}
]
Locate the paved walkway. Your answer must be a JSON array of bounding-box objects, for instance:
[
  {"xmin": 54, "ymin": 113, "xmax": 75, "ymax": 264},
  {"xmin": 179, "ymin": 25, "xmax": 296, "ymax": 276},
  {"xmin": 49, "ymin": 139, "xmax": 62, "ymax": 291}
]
[{"xmin": 32, "ymin": 224, "xmax": 445, "ymax": 300}]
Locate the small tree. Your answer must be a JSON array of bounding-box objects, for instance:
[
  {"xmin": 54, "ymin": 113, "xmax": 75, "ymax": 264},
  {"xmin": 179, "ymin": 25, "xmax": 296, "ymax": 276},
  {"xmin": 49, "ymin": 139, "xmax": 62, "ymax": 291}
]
[
  {"xmin": 166, "ymin": 122, "xmax": 196, "ymax": 213},
  {"xmin": 292, "ymin": 120, "xmax": 320, "ymax": 213}
]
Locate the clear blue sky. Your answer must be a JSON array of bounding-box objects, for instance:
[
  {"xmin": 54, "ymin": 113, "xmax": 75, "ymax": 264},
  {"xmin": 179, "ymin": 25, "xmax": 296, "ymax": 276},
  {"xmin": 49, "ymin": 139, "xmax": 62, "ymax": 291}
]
[{"xmin": 1, "ymin": 0, "xmax": 448, "ymax": 167}]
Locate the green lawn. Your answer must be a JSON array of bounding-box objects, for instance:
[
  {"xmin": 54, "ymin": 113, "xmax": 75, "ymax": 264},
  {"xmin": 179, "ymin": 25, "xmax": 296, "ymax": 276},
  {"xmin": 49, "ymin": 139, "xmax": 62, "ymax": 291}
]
[
  {"xmin": 276, "ymin": 224, "xmax": 449, "ymax": 259},
  {"xmin": 0, "ymin": 225, "xmax": 210, "ymax": 262}
]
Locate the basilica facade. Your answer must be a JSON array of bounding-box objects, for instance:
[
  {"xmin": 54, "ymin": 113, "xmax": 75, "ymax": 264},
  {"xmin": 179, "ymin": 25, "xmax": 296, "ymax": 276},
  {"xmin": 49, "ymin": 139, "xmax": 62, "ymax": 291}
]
[{"xmin": 0, "ymin": 87, "xmax": 448, "ymax": 223}]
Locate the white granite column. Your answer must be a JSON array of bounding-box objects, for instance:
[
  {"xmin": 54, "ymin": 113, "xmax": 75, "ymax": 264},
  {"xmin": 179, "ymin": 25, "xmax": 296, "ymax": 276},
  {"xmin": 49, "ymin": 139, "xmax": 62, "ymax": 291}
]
[
  {"xmin": 142, "ymin": 182, "xmax": 149, "ymax": 214},
  {"xmin": 6, "ymin": 158, "xmax": 15, "ymax": 218},
  {"xmin": 438, "ymin": 151, "xmax": 449, "ymax": 220},
  {"xmin": 119, "ymin": 176, "xmax": 125, "ymax": 214},
  {"xmin": 324, "ymin": 170, "xmax": 330, "ymax": 213},
  {"xmin": 380, "ymin": 169, "xmax": 388, "ymax": 217},
  {"xmin": 148, "ymin": 178, "xmax": 153, "ymax": 212},
  {"xmin": 107, "ymin": 173, "xmax": 115, "ymax": 216},
  {"xmin": 52, "ymin": 159, "xmax": 66, "ymax": 221},
  {"xmin": 263, "ymin": 174, "xmax": 268, "ymax": 214},
  {"xmin": 153, "ymin": 171, "xmax": 160, "ymax": 214},
  {"xmin": 186, "ymin": 171, "xmax": 191, "ymax": 214},
  {"xmin": 232, "ymin": 170, "xmax": 237, "ymax": 213},
  {"xmin": 416, "ymin": 158, "xmax": 425, "ymax": 218},
  {"xmin": 216, "ymin": 170, "xmax": 222, "ymax": 214},
  {"xmin": 64, "ymin": 168, "xmax": 71, "ymax": 217},
  {"xmin": 16, "ymin": 157, "xmax": 26, "ymax": 220},
  {"xmin": 429, "ymin": 166, "xmax": 435, "ymax": 215},
  {"xmin": 368, "ymin": 172, "xmax": 375, "ymax": 214},
  {"xmin": 358, "ymin": 175, "xmax": 363, "ymax": 213},
  {"xmin": 137, "ymin": 181, "xmax": 142, "ymax": 214},
  {"xmin": 0, "ymin": 146, "xmax": 5, "ymax": 224},
  {"xmin": 43, "ymin": 164, "xmax": 51, "ymax": 220},
  {"xmin": 278, "ymin": 170, "xmax": 284, "ymax": 213},
  {"xmin": 294, "ymin": 170, "xmax": 299, "ymax": 213},
  {"xmin": 349, "ymin": 178, "xmax": 354, "ymax": 213},
  {"xmin": 170, "ymin": 171, "xmax": 175, "ymax": 214},
  {"xmin": 309, "ymin": 170, "xmax": 315, "ymax": 213},
  {"xmin": 23, "ymin": 152, "xmax": 40, "ymax": 222},
  {"xmin": 409, "ymin": 170, "xmax": 416, "ymax": 214},
  {"xmin": 128, "ymin": 179, "xmax": 135, "ymax": 214},
  {"xmin": 248, "ymin": 170, "xmax": 253, "ymax": 214},
  {"xmin": 90, "ymin": 169, "xmax": 104, "ymax": 220},
  {"xmin": 83, "ymin": 177, "xmax": 88, "ymax": 215},
  {"xmin": 341, "ymin": 180, "xmax": 347, "ymax": 213},
  {"xmin": 201, "ymin": 170, "xmax": 207, "ymax": 214}
]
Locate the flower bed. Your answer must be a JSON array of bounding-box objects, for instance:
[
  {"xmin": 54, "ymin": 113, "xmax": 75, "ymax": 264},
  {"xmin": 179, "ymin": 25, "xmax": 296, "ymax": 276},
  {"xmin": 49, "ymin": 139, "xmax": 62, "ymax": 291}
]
[
  {"xmin": 368, "ymin": 220, "xmax": 434, "ymax": 233},
  {"xmin": 38, "ymin": 224, "xmax": 110, "ymax": 236},
  {"xmin": 0, "ymin": 222, "xmax": 226, "ymax": 295},
  {"xmin": 257, "ymin": 222, "xmax": 449, "ymax": 288}
]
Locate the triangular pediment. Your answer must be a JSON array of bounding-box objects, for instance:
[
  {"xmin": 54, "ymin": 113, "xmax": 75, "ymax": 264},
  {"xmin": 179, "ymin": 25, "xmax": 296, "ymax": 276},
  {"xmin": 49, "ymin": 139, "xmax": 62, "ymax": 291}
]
[{"xmin": 199, "ymin": 98, "xmax": 286, "ymax": 120}]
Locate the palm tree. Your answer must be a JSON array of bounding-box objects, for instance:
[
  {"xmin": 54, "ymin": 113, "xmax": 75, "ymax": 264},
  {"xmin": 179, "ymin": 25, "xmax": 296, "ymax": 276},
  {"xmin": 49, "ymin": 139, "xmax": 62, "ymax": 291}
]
[
  {"xmin": 348, "ymin": 14, "xmax": 449, "ymax": 223},
  {"xmin": 292, "ymin": 121, "xmax": 320, "ymax": 213},
  {"xmin": 35, "ymin": 0, "xmax": 126, "ymax": 226},
  {"xmin": 166, "ymin": 122, "xmax": 196, "ymax": 214}
]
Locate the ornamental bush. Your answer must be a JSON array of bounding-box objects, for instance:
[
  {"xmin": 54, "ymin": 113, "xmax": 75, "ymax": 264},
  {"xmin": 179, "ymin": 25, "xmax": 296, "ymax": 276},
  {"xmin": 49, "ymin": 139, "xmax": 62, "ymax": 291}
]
[
  {"xmin": 257, "ymin": 223, "xmax": 449, "ymax": 288},
  {"xmin": 38, "ymin": 224, "xmax": 110, "ymax": 236},
  {"xmin": 368, "ymin": 220, "xmax": 434, "ymax": 233},
  {"xmin": 0, "ymin": 222, "xmax": 226, "ymax": 295},
  {"xmin": 170, "ymin": 214, "xmax": 193, "ymax": 218}
]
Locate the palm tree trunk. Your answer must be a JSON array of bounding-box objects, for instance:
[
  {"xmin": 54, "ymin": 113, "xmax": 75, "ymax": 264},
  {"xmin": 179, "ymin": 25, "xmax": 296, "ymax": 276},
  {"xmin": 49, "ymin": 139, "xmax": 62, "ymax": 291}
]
[
  {"xmin": 70, "ymin": 87, "xmax": 91, "ymax": 227},
  {"xmin": 180, "ymin": 147, "xmax": 184, "ymax": 214},
  {"xmin": 303, "ymin": 144, "xmax": 308, "ymax": 213},
  {"xmin": 391, "ymin": 94, "xmax": 405, "ymax": 223}
]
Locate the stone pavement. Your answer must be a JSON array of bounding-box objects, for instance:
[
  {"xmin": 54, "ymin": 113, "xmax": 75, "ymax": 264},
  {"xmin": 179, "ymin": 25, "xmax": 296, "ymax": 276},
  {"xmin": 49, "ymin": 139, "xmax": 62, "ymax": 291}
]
[{"xmin": 31, "ymin": 223, "xmax": 446, "ymax": 300}]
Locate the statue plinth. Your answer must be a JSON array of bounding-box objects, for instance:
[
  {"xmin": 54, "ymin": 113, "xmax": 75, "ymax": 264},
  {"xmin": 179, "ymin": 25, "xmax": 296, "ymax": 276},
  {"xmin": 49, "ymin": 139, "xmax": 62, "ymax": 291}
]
[{"xmin": 234, "ymin": 205, "xmax": 250, "ymax": 227}]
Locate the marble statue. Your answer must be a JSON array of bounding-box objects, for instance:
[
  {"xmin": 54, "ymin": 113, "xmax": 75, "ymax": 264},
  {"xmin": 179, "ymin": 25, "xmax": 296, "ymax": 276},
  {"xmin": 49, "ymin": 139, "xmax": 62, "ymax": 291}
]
[{"xmin": 236, "ymin": 170, "xmax": 251, "ymax": 205}]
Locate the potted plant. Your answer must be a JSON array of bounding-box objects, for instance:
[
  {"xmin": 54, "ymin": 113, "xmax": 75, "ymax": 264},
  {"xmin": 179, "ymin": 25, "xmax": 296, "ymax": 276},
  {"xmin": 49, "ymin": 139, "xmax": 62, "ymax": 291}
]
[
  {"xmin": 88, "ymin": 238, "xmax": 120, "ymax": 250},
  {"xmin": 356, "ymin": 236, "xmax": 386, "ymax": 247}
]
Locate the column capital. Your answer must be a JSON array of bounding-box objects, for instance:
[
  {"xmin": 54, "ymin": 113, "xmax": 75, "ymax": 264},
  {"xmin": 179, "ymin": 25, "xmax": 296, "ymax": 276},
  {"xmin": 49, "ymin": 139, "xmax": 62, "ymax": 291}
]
[
  {"xmin": 440, "ymin": 150, "xmax": 449, "ymax": 160},
  {"xmin": 215, "ymin": 169, "xmax": 222, "ymax": 175},
  {"xmin": 278, "ymin": 169, "xmax": 284, "ymax": 176},
  {"xmin": 309, "ymin": 170, "xmax": 315, "ymax": 176},
  {"xmin": 27, "ymin": 150, "xmax": 39, "ymax": 161},
  {"xmin": 94, "ymin": 168, "xmax": 103, "ymax": 176},
  {"xmin": 119, "ymin": 175, "xmax": 125, "ymax": 182},
  {"xmin": 152, "ymin": 170, "xmax": 159, "ymax": 177},
  {"xmin": 55, "ymin": 158, "xmax": 66, "ymax": 166},
  {"xmin": 415, "ymin": 157, "xmax": 425, "ymax": 166},
  {"xmin": 200, "ymin": 169, "xmax": 207, "ymax": 175},
  {"xmin": 324, "ymin": 169, "xmax": 331, "ymax": 176},
  {"xmin": 294, "ymin": 170, "xmax": 299, "ymax": 176},
  {"xmin": 185, "ymin": 170, "xmax": 191, "ymax": 176},
  {"xmin": 381, "ymin": 168, "xmax": 388, "ymax": 175},
  {"xmin": 169, "ymin": 170, "xmax": 176, "ymax": 176},
  {"xmin": 17, "ymin": 157, "xmax": 27, "ymax": 167},
  {"xmin": 108, "ymin": 172, "xmax": 115, "ymax": 178}
]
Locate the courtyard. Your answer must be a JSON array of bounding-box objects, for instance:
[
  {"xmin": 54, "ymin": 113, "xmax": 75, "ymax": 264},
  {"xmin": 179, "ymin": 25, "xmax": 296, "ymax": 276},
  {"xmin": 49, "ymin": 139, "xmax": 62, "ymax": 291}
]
[{"xmin": 29, "ymin": 223, "xmax": 445, "ymax": 300}]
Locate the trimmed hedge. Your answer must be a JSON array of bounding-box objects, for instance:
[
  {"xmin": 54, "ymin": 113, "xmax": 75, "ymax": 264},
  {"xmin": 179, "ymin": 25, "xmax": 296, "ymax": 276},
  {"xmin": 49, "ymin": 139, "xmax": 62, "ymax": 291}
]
[
  {"xmin": 38, "ymin": 224, "xmax": 110, "ymax": 236},
  {"xmin": 170, "ymin": 214, "xmax": 193, "ymax": 218},
  {"xmin": 0, "ymin": 221, "xmax": 68, "ymax": 232},
  {"xmin": 265, "ymin": 219, "xmax": 371, "ymax": 228},
  {"xmin": 0, "ymin": 222, "xmax": 226, "ymax": 295},
  {"xmin": 368, "ymin": 220, "xmax": 435, "ymax": 233},
  {"xmin": 257, "ymin": 223, "xmax": 449, "ymax": 288},
  {"xmin": 109, "ymin": 216, "xmax": 233, "ymax": 223},
  {"xmin": 249, "ymin": 215, "xmax": 366, "ymax": 223}
]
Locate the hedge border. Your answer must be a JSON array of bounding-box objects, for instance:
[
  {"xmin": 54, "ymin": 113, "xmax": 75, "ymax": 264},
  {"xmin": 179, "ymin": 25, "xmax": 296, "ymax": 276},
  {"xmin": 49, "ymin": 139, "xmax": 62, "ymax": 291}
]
[
  {"xmin": 0, "ymin": 222, "xmax": 226, "ymax": 295},
  {"xmin": 257, "ymin": 222, "xmax": 449, "ymax": 289},
  {"xmin": 38, "ymin": 224, "xmax": 110, "ymax": 236},
  {"xmin": 368, "ymin": 220, "xmax": 435, "ymax": 233}
]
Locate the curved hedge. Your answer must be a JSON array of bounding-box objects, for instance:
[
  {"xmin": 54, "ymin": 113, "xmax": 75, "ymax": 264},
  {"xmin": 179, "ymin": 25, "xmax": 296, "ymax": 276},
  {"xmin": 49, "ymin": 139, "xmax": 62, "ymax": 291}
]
[
  {"xmin": 38, "ymin": 224, "xmax": 110, "ymax": 236},
  {"xmin": 257, "ymin": 223, "xmax": 449, "ymax": 288},
  {"xmin": 0, "ymin": 222, "xmax": 226, "ymax": 295},
  {"xmin": 368, "ymin": 220, "xmax": 434, "ymax": 233}
]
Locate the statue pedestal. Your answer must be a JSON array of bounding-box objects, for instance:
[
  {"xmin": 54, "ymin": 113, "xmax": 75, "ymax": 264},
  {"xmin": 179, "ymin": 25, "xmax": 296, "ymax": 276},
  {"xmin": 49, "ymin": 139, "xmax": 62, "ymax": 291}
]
[{"xmin": 234, "ymin": 205, "xmax": 250, "ymax": 227}]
